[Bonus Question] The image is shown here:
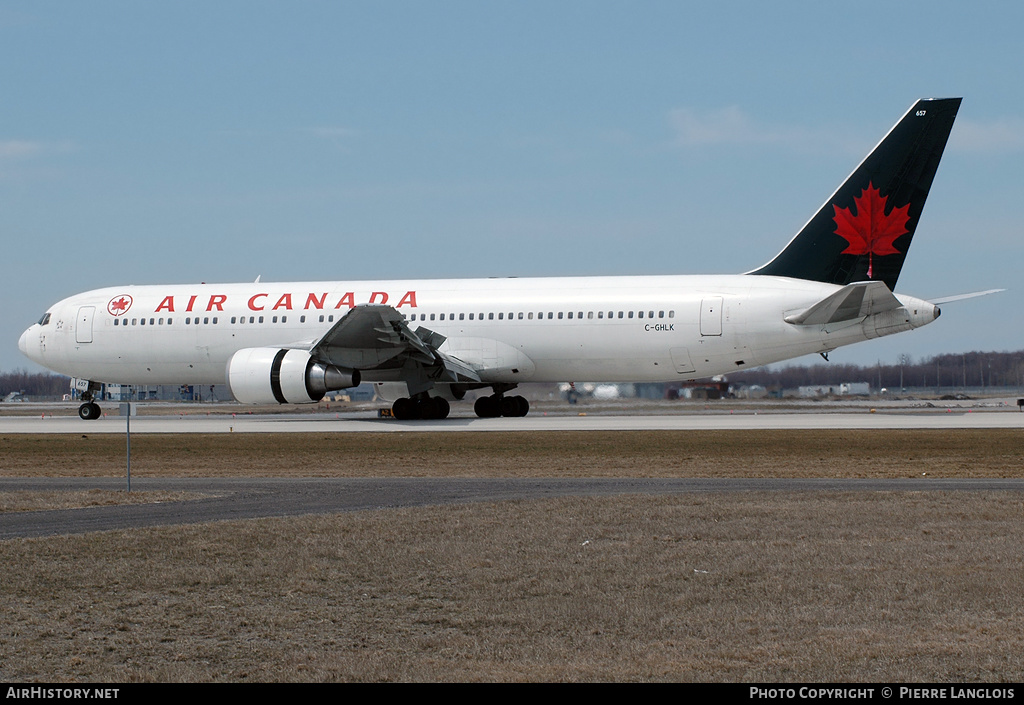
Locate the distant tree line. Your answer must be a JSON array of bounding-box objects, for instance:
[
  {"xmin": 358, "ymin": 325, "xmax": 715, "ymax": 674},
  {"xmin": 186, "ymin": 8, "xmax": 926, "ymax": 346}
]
[
  {"xmin": 0, "ymin": 370, "xmax": 70, "ymax": 399},
  {"xmin": 729, "ymin": 350, "xmax": 1024, "ymax": 391}
]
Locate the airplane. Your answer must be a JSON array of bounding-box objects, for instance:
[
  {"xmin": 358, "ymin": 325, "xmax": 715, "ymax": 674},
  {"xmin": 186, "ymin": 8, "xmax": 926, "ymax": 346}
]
[{"xmin": 20, "ymin": 98, "xmax": 973, "ymax": 421}]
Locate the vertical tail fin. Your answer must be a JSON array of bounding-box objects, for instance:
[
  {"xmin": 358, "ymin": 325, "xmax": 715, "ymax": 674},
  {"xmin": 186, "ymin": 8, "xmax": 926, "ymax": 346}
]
[{"xmin": 749, "ymin": 98, "xmax": 961, "ymax": 290}]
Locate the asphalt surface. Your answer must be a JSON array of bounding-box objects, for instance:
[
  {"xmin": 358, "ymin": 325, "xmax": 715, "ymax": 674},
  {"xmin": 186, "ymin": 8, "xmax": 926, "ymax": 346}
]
[{"xmin": 4, "ymin": 477, "xmax": 1024, "ymax": 540}]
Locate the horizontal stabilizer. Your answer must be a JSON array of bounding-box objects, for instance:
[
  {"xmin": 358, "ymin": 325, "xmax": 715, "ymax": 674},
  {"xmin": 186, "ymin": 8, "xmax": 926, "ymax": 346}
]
[
  {"xmin": 784, "ymin": 281, "xmax": 901, "ymax": 326},
  {"xmin": 929, "ymin": 289, "xmax": 1005, "ymax": 305}
]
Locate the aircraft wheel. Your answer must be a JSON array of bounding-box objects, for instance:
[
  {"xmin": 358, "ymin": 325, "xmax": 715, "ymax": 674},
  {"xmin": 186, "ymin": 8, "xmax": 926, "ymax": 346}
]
[
  {"xmin": 78, "ymin": 402, "xmax": 101, "ymax": 420},
  {"xmin": 515, "ymin": 396, "xmax": 530, "ymax": 417},
  {"xmin": 392, "ymin": 397, "xmax": 417, "ymax": 420},
  {"xmin": 416, "ymin": 397, "xmax": 438, "ymax": 420},
  {"xmin": 432, "ymin": 397, "xmax": 450, "ymax": 420},
  {"xmin": 474, "ymin": 395, "xmax": 499, "ymax": 418},
  {"xmin": 500, "ymin": 396, "xmax": 522, "ymax": 417}
]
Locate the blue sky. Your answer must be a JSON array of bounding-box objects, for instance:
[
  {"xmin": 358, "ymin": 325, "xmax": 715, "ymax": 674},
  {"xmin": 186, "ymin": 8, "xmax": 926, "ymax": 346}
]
[{"xmin": 2, "ymin": 1, "xmax": 1022, "ymax": 374}]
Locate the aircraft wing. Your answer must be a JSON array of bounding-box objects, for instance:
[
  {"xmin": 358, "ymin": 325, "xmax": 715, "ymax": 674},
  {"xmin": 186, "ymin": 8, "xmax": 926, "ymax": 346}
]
[
  {"xmin": 308, "ymin": 304, "xmax": 481, "ymax": 391},
  {"xmin": 784, "ymin": 281, "xmax": 902, "ymax": 326}
]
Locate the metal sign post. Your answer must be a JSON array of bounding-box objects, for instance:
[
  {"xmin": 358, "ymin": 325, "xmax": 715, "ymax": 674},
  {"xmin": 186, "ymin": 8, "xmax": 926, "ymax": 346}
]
[{"xmin": 120, "ymin": 386, "xmax": 133, "ymax": 493}]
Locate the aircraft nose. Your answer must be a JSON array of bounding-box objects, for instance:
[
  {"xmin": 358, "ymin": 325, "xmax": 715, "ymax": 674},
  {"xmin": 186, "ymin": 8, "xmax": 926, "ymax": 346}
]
[{"xmin": 18, "ymin": 327, "xmax": 29, "ymax": 356}]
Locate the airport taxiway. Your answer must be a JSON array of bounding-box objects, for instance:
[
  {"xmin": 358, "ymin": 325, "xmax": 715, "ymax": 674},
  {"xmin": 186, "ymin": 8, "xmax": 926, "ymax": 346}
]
[{"xmin": 4, "ymin": 476, "xmax": 1024, "ymax": 540}]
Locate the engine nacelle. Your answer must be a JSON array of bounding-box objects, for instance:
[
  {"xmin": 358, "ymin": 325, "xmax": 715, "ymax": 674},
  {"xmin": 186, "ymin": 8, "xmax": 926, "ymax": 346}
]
[{"xmin": 227, "ymin": 348, "xmax": 360, "ymax": 405}]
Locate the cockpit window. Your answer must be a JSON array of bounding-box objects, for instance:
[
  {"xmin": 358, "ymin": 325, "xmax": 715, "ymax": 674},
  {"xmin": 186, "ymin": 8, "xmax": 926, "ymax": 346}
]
[{"xmin": 38, "ymin": 312, "xmax": 51, "ymax": 326}]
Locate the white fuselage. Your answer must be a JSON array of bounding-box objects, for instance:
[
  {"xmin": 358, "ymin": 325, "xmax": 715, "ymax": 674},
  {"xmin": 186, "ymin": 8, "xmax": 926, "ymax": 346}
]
[{"xmin": 19, "ymin": 274, "xmax": 938, "ymax": 393}]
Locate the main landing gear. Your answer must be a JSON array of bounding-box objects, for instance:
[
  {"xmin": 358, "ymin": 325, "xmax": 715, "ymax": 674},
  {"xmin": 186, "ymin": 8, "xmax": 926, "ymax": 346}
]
[
  {"xmin": 391, "ymin": 395, "xmax": 450, "ymax": 420},
  {"xmin": 389, "ymin": 391, "xmax": 531, "ymax": 419},
  {"xmin": 474, "ymin": 394, "xmax": 529, "ymax": 418}
]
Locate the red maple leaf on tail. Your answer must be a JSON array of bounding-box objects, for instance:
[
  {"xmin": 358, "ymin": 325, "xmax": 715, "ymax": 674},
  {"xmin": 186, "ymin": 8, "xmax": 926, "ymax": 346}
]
[{"xmin": 832, "ymin": 182, "xmax": 909, "ymax": 279}]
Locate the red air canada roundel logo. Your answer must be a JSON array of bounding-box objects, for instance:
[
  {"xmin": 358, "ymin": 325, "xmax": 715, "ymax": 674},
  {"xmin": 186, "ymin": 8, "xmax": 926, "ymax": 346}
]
[{"xmin": 107, "ymin": 295, "xmax": 133, "ymax": 317}]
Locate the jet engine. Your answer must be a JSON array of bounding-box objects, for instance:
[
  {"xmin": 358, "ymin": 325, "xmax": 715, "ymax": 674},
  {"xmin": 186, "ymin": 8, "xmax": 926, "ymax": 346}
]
[{"xmin": 227, "ymin": 348, "xmax": 360, "ymax": 404}]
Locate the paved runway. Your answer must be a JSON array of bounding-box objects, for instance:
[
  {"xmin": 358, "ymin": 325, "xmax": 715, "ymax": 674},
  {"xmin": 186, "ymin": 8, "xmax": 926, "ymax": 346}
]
[
  {"xmin": 4, "ymin": 476, "xmax": 1024, "ymax": 540},
  {"xmin": 2, "ymin": 406, "xmax": 1023, "ymax": 433}
]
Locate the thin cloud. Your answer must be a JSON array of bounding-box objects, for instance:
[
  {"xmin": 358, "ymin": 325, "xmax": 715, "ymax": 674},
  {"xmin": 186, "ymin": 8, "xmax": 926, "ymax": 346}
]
[
  {"xmin": 949, "ymin": 117, "xmax": 1024, "ymax": 153},
  {"xmin": 668, "ymin": 107, "xmax": 864, "ymax": 155},
  {"xmin": 669, "ymin": 106, "xmax": 767, "ymax": 145},
  {"xmin": 0, "ymin": 140, "xmax": 44, "ymax": 160}
]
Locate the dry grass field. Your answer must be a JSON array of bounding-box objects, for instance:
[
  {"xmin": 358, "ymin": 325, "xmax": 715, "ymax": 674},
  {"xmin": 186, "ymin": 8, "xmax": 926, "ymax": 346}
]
[
  {"xmin": 2, "ymin": 428, "xmax": 1023, "ymax": 479},
  {"xmin": 1, "ymin": 429, "xmax": 1023, "ymax": 682}
]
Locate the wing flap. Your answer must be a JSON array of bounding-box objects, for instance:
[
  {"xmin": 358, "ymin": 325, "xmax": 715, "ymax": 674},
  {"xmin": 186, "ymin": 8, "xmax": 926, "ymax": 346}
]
[{"xmin": 309, "ymin": 304, "xmax": 480, "ymax": 384}]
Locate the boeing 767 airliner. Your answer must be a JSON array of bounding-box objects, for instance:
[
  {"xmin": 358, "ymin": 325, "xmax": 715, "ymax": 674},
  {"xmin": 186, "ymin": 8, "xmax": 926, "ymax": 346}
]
[{"xmin": 20, "ymin": 98, "xmax": 971, "ymax": 420}]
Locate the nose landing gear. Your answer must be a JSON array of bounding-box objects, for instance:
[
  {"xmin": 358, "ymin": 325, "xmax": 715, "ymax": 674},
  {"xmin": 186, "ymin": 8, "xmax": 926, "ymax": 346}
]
[{"xmin": 73, "ymin": 378, "xmax": 104, "ymax": 420}]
